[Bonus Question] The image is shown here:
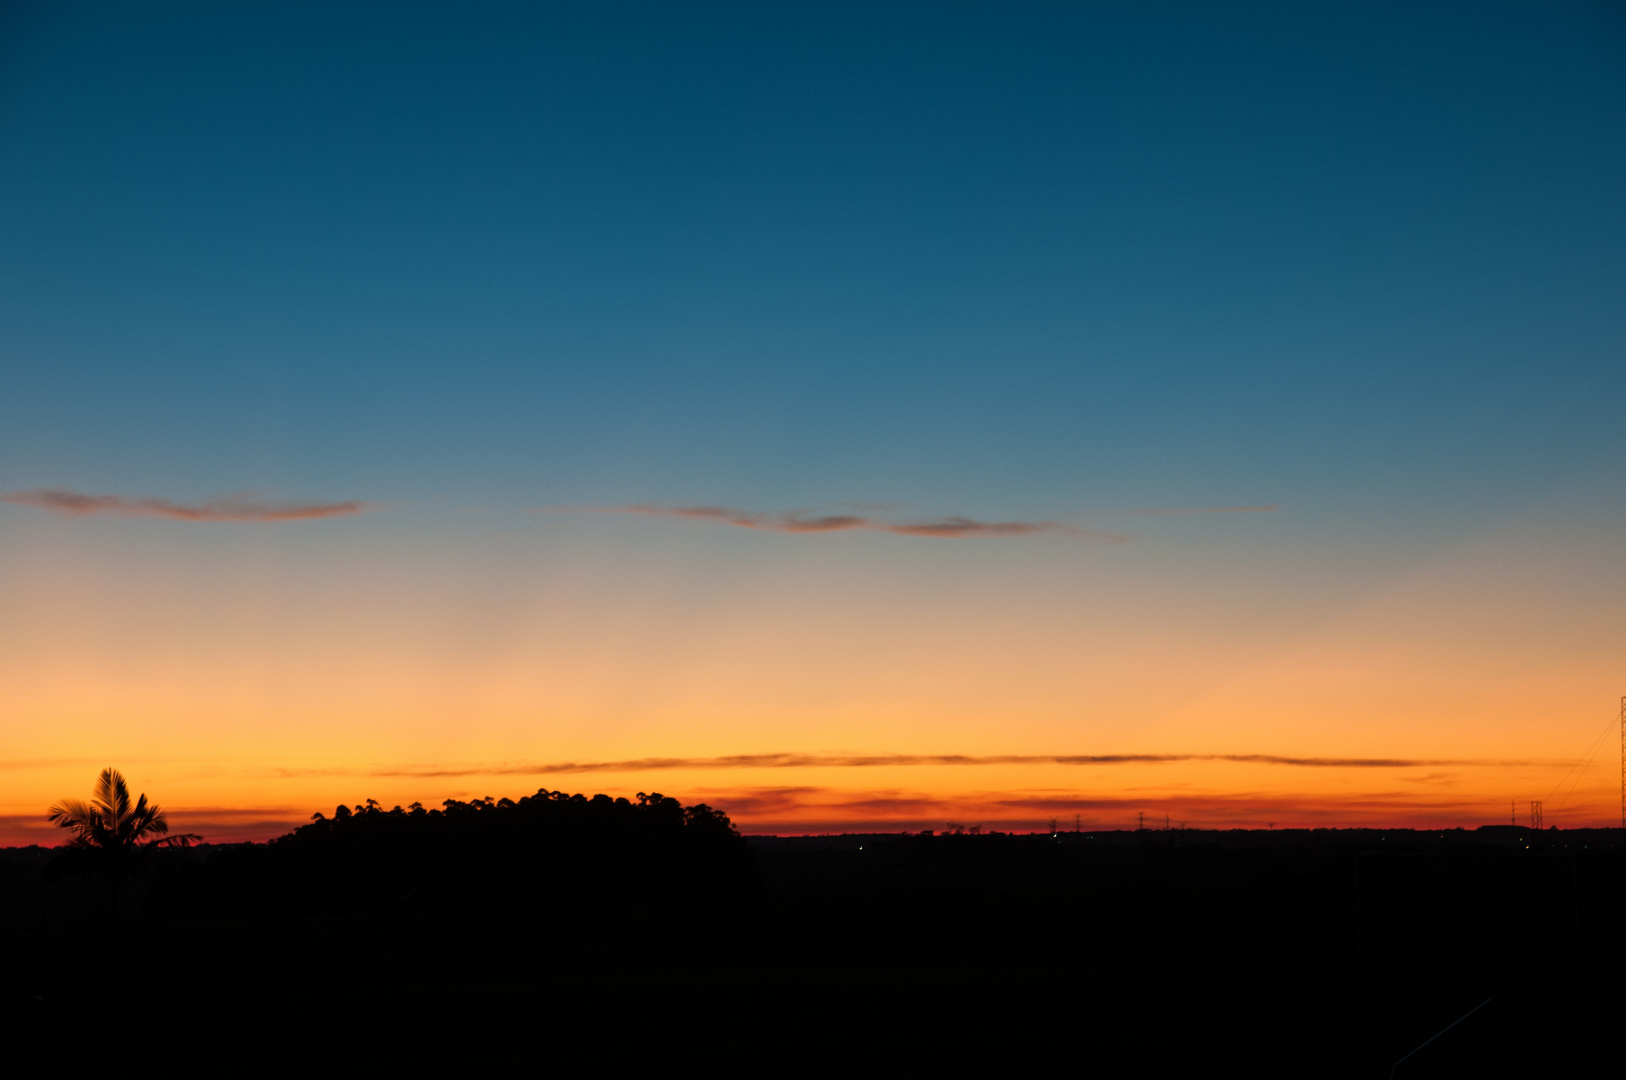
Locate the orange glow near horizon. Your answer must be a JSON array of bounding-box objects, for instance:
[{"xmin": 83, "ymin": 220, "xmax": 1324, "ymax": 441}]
[{"xmin": 2, "ymin": 502, "xmax": 1623, "ymax": 846}]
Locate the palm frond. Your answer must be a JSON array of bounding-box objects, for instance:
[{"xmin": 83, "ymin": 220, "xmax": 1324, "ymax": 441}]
[
  {"xmin": 47, "ymin": 799, "xmax": 96, "ymax": 829},
  {"xmin": 126, "ymin": 795, "xmax": 150, "ymax": 841},
  {"xmin": 125, "ymin": 795, "xmax": 170, "ymax": 843},
  {"xmin": 92, "ymin": 767, "xmax": 132, "ymax": 826},
  {"xmin": 149, "ymin": 833, "xmax": 202, "ymax": 848},
  {"xmin": 51, "ymin": 769, "xmax": 178, "ymax": 853}
]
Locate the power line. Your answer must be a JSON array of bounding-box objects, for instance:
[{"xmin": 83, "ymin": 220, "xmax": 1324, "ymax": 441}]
[
  {"xmin": 1542, "ymin": 708, "xmax": 1620, "ymax": 808},
  {"xmin": 1551, "ymin": 754, "xmax": 1597, "ymax": 815}
]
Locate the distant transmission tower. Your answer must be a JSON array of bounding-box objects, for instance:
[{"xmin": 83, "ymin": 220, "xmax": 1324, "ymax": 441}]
[{"xmin": 1529, "ymin": 801, "xmax": 1543, "ymax": 830}]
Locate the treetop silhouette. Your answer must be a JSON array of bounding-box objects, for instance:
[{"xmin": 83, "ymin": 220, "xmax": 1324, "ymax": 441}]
[
  {"xmin": 47, "ymin": 767, "xmax": 201, "ymax": 854},
  {"xmin": 215, "ymin": 786, "xmax": 757, "ymax": 911}
]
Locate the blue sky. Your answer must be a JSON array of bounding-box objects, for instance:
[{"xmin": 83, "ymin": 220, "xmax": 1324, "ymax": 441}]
[{"xmin": 3, "ymin": 1, "xmax": 1622, "ymax": 526}]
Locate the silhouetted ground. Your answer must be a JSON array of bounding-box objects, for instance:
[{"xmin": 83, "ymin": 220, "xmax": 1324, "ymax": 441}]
[{"xmin": 2, "ymin": 819, "xmax": 1621, "ymax": 1076}]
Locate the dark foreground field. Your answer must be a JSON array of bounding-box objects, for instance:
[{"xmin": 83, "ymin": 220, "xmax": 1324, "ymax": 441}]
[{"xmin": 3, "ymin": 820, "xmax": 1622, "ymax": 1077}]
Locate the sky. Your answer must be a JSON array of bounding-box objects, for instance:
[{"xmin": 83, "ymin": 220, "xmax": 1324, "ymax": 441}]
[{"xmin": 2, "ymin": 1, "xmax": 1624, "ymax": 843}]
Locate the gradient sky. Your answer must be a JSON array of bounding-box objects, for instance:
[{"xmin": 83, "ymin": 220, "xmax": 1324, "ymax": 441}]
[{"xmin": 3, "ymin": 1, "xmax": 1624, "ymax": 842}]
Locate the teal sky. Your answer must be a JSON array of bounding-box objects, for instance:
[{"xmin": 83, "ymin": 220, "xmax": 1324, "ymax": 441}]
[{"xmin": 3, "ymin": 1, "xmax": 1622, "ymax": 526}]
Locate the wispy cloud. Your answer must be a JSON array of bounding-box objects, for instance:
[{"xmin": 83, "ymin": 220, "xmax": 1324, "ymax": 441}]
[
  {"xmin": 0, "ymin": 805, "xmax": 309, "ymax": 847},
  {"xmin": 0, "ymin": 787, "xmax": 1530, "ymax": 846},
  {"xmin": 262, "ymin": 750, "xmax": 1543, "ymax": 780},
  {"xmin": 1, "ymin": 488, "xmax": 376, "ymax": 522},
  {"xmin": 540, "ymin": 504, "xmax": 1126, "ymax": 542},
  {"xmin": 5, "ymin": 782, "xmax": 1606, "ymax": 846},
  {"xmin": 697, "ymin": 786, "xmax": 1567, "ymax": 833},
  {"xmin": 1120, "ymin": 505, "xmax": 1279, "ymax": 515}
]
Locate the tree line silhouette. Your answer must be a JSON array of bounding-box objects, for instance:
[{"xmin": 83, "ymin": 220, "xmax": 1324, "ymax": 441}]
[
  {"xmin": 37, "ymin": 768, "xmax": 753, "ymax": 933},
  {"xmin": 158, "ymin": 785, "xmax": 756, "ymax": 920}
]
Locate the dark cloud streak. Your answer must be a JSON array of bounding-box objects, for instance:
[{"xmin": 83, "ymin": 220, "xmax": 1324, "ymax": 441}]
[
  {"xmin": 540, "ymin": 504, "xmax": 1126, "ymax": 542},
  {"xmin": 2, "ymin": 488, "xmax": 375, "ymax": 522},
  {"xmin": 267, "ymin": 751, "xmax": 1541, "ymax": 780}
]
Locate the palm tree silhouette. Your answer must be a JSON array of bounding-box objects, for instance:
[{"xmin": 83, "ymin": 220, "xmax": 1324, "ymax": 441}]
[{"xmin": 48, "ymin": 767, "xmax": 202, "ymax": 936}]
